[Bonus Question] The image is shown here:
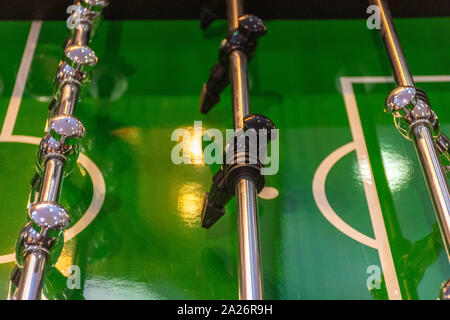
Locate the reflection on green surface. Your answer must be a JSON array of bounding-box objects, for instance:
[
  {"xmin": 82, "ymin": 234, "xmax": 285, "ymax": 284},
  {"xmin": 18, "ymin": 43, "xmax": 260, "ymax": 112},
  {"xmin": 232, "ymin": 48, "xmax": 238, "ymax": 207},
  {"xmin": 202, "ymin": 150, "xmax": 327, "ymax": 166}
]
[
  {"xmin": 0, "ymin": 17, "xmax": 448, "ymax": 299},
  {"xmin": 356, "ymin": 82, "xmax": 449, "ymax": 299}
]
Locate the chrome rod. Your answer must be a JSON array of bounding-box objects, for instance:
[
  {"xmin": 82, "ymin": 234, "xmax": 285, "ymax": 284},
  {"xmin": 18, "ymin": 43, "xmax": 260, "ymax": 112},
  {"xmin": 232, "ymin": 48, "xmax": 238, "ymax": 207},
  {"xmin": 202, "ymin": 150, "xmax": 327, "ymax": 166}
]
[
  {"xmin": 16, "ymin": 158, "xmax": 65, "ymax": 300},
  {"xmin": 16, "ymin": 252, "xmax": 47, "ymax": 300},
  {"xmin": 373, "ymin": 0, "xmax": 450, "ymax": 258},
  {"xmin": 227, "ymin": 0, "xmax": 263, "ymax": 300},
  {"xmin": 13, "ymin": 0, "xmax": 107, "ymax": 301},
  {"xmin": 227, "ymin": 0, "xmax": 248, "ymax": 130},
  {"xmin": 371, "ymin": 0, "xmax": 414, "ymax": 87},
  {"xmin": 72, "ymin": 23, "xmax": 91, "ymax": 46},
  {"xmin": 412, "ymin": 125, "xmax": 450, "ymax": 255},
  {"xmin": 57, "ymin": 83, "xmax": 79, "ymax": 115},
  {"xmin": 235, "ymin": 178, "xmax": 263, "ymax": 299},
  {"xmin": 230, "ymin": 50, "xmax": 250, "ymax": 130},
  {"xmin": 226, "ymin": 0, "xmax": 243, "ymax": 31},
  {"xmin": 40, "ymin": 158, "xmax": 65, "ymax": 203}
]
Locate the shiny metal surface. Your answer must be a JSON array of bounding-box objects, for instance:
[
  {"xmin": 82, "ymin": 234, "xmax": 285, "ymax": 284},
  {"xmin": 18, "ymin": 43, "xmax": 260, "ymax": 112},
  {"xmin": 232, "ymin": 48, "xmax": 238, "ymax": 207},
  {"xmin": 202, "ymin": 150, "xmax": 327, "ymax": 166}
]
[
  {"xmin": 39, "ymin": 158, "xmax": 64, "ymax": 203},
  {"xmin": 69, "ymin": 0, "xmax": 108, "ymax": 45},
  {"xmin": 385, "ymin": 86, "xmax": 416, "ymax": 116},
  {"xmin": 412, "ymin": 125, "xmax": 450, "ymax": 257},
  {"xmin": 226, "ymin": 0, "xmax": 242, "ymax": 31},
  {"xmin": 67, "ymin": 4, "xmax": 93, "ymax": 45},
  {"xmin": 371, "ymin": 0, "xmax": 414, "ymax": 87},
  {"xmin": 54, "ymin": 62, "xmax": 83, "ymax": 89},
  {"xmin": 29, "ymin": 201, "xmax": 70, "ymax": 233},
  {"xmin": 230, "ymin": 51, "xmax": 250, "ymax": 130},
  {"xmin": 49, "ymin": 114, "xmax": 86, "ymax": 143},
  {"xmin": 228, "ymin": 0, "xmax": 248, "ymax": 130},
  {"xmin": 14, "ymin": 204, "xmax": 68, "ymax": 300},
  {"xmin": 82, "ymin": 0, "xmax": 109, "ymax": 11},
  {"xmin": 37, "ymin": 113, "xmax": 86, "ymax": 178},
  {"xmin": 16, "ymin": 252, "xmax": 47, "ymax": 300},
  {"xmin": 72, "ymin": 23, "xmax": 91, "ymax": 46},
  {"xmin": 52, "ymin": 62, "xmax": 83, "ymax": 119},
  {"xmin": 374, "ymin": 0, "xmax": 450, "ymax": 260},
  {"xmin": 227, "ymin": 0, "xmax": 263, "ymax": 300},
  {"xmin": 56, "ymin": 83, "xmax": 79, "ymax": 115},
  {"xmin": 436, "ymin": 134, "xmax": 450, "ymax": 156},
  {"xmin": 15, "ymin": 164, "xmax": 70, "ymax": 300},
  {"xmin": 16, "ymin": 200, "xmax": 69, "ymax": 300},
  {"xmin": 9, "ymin": 5, "xmax": 105, "ymax": 300},
  {"xmin": 440, "ymin": 279, "xmax": 450, "ymax": 300},
  {"xmin": 15, "ymin": 222, "xmax": 63, "ymax": 269},
  {"xmin": 15, "ymin": 162, "xmax": 69, "ymax": 300},
  {"xmin": 385, "ymin": 86, "xmax": 440, "ymax": 140},
  {"xmin": 37, "ymin": 134, "xmax": 73, "ymax": 177},
  {"xmin": 235, "ymin": 178, "xmax": 263, "ymax": 299},
  {"xmin": 64, "ymin": 44, "xmax": 97, "ymax": 72}
]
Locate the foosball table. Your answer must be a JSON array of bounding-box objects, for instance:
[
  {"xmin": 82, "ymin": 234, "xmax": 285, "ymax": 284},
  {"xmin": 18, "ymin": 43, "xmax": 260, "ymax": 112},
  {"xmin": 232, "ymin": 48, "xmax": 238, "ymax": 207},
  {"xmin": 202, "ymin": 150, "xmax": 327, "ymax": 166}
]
[{"xmin": 0, "ymin": 0, "xmax": 449, "ymax": 300}]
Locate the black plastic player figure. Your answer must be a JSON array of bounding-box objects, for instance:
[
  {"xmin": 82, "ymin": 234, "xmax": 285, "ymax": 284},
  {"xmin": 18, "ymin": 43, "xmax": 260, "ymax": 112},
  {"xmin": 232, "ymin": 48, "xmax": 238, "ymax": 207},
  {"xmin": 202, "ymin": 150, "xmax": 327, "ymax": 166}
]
[
  {"xmin": 199, "ymin": 14, "xmax": 267, "ymax": 114},
  {"xmin": 201, "ymin": 114, "xmax": 275, "ymax": 228}
]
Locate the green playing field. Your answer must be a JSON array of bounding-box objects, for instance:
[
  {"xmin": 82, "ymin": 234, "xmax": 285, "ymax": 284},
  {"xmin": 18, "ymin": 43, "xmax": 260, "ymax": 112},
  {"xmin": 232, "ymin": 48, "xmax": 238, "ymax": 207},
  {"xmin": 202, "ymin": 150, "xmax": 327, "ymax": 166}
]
[{"xmin": 0, "ymin": 17, "xmax": 449, "ymax": 299}]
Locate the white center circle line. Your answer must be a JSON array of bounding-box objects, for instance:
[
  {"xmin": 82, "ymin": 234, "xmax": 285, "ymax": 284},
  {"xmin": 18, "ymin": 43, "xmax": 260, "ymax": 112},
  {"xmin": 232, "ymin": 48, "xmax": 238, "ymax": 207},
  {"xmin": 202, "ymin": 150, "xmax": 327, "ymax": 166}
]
[{"xmin": 0, "ymin": 135, "xmax": 105, "ymax": 264}]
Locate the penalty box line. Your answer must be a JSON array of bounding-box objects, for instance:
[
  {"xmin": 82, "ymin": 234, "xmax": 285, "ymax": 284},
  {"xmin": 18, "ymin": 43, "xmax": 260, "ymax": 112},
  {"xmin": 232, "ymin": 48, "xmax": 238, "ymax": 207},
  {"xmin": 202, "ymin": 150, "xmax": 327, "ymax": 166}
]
[{"xmin": 340, "ymin": 75, "xmax": 450, "ymax": 300}]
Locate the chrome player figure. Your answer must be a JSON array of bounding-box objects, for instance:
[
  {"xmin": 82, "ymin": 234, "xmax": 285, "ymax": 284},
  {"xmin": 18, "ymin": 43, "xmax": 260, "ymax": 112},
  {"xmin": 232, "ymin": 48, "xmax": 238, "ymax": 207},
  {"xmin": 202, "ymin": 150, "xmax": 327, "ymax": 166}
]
[
  {"xmin": 370, "ymin": 0, "xmax": 450, "ymax": 299},
  {"xmin": 8, "ymin": 0, "xmax": 108, "ymax": 300}
]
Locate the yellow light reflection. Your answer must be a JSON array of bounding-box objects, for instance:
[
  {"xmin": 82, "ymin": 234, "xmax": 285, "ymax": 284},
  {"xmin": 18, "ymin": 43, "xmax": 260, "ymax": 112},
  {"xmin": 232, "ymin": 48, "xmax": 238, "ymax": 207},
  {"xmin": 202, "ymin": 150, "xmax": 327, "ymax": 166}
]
[
  {"xmin": 111, "ymin": 127, "xmax": 142, "ymax": 145},
  {"xmin": 178, "ymin": 126, "xmax": 205, "ymax": 166},
  {"xmin": 177, "ymin": 182, "xmax": 204, "ymax": 227},
  {"xmin": 189, "ymin": 136, "xmax": 204, "ymax": 165},
  {"xmin": 78, "ymin": 163, "xmax": 87, "ymax": 177},
  {"xmin": 55, "ymin": 245, "xmax": 74, "ymax": 277}
]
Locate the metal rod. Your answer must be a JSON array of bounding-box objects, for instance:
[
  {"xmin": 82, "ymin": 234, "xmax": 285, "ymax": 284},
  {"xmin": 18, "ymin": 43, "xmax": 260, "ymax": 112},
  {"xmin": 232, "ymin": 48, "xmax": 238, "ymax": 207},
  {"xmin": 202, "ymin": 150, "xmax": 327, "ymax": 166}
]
[
  {"xmin": 39, "ymin": 158, "xmax": 64, "ymax": 202},
  {"xmin": 16, "ymin": 158, "xmax": 65, "ymax": 300},
  {"xmin": 226, "ymin": 0, "xmax": 243, "ymax": 30},
  {"xmin": 373, "ymin": 0, "xmax": 450, "ymax": 258},
  {"xmin": 227, "ymin": 0, "xmax": 263, "ymax": 300},
  {"xmin": 412, "ymin": 125, "xmax": 450, "ymax": 255},
  {"xmin": 230, "ymin": 50, "xmax": 250, "ymax": 130},
  {"xmin": 227, "ymin": 0, "xmax": 248, "ymax": 130},
  {"xmin": 17, "ymin": 17, "xmax": 80, "ymax": 302},
  {"xmin": 371, "ymin": 0, "xmax": 414, "ymax": 87},
  {"xmin": 13, "ymin": 0, "xmax": 107, "ymax": 301},
  {"xmin": 16, "ymin": 252, "xmax": 47, "ymax": 300},
  {"xmin": 235, "ymin": 178, "xmax": 263, "ymax": 299},
  {"xmin": 72, "ymin": 23, "xmax": 91, "ymax": 46},
  {"xmin": 57, "ymin": 83, "xmax": 79, "ymax": 115}
]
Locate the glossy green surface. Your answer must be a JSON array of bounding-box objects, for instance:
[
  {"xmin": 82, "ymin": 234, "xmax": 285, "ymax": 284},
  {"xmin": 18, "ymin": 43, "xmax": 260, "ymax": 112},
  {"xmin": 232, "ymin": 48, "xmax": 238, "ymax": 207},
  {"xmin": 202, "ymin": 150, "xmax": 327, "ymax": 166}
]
[{"xmin": 0, "ymin": 18, "xmax": 449, "ymax": 299}]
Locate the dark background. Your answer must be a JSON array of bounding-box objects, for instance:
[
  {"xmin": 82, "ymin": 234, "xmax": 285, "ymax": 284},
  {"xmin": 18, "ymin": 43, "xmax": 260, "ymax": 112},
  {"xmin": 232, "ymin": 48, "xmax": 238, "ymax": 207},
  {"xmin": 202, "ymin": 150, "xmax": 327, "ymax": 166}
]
[{"xmin": 1, "ymin": 0, "xmax": 450, "ymax": 20}]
